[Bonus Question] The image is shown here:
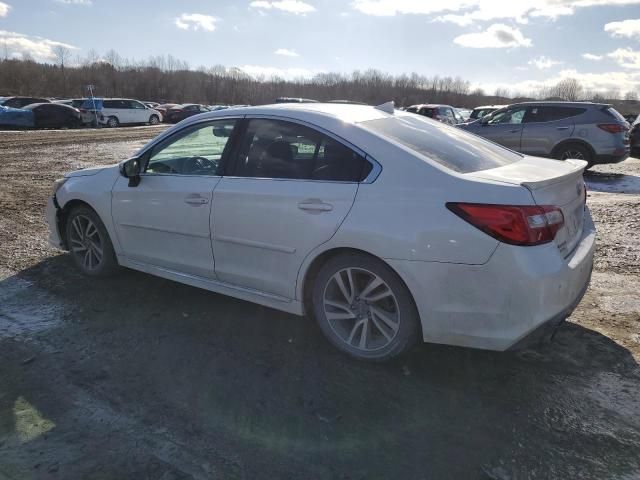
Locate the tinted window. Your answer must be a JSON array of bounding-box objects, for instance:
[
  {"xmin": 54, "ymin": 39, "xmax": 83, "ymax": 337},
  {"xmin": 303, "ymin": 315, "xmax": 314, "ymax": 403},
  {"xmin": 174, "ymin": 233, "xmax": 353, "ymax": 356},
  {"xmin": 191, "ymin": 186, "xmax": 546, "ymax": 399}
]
[
  {"xmin": 603, "ymin": 107, "xmax": 627, "ymax": 123},
  {"xmin": 419, "ymin": 108, "xmax": 436, "ymax": 117},
  {"xmin": 146, "ymin": 119, "xmax": 237, "ymax": 176},
  {"xmin": 486, "ymin": 107, "xmax": 526, "ymax": 125},
  {"xmin": 524, "ymin": 106, "xmax": 587, "ymax": 123},
  {"xmin": 103, "ymin": 100, "xmax": 120, "ymax": 108},
  {"xmin": 360, "ymin": 115, "xmax": 522, "ymax": 174},
  {"xmin": 234, "ymin": 119, "xmax": 371, "ymax": 181},
  {"xmin": 405, "ymin": 107, "xmax": 418, "ymax": 113},
  {"xmin": 130, "ymin": 100, "xmax": 146, "ymax": 109}
]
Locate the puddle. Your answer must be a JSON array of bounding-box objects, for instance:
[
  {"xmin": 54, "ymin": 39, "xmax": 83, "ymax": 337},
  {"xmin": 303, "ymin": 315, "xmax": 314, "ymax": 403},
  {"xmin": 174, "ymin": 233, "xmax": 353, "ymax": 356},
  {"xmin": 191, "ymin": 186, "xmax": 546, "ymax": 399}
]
[
  {"xmin": 0, "ymin": 268, "xmax": 64, "ymax": 339},
  {"xmin": 585, "ymin": 172, "xmax": 640, "ymax": 194}
]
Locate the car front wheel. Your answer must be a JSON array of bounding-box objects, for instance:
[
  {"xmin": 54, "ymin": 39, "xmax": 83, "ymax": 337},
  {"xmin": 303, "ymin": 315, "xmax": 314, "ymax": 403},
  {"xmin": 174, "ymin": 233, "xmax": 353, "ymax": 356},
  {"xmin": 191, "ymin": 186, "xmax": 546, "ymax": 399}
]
[
  {"xmin": 148, "ymin": 114, "xmax": 160, "ymax": 125},
  {"xmin": 65, "ymin": 206, "xmax": 118, "ymax": 277},
  {"xmin": 312, "ymin": 253, "xmax": 420, "ymax": 361},
  {"xmin": 106, "ymin": 116, "xmax": 119, "ymax": 128}
]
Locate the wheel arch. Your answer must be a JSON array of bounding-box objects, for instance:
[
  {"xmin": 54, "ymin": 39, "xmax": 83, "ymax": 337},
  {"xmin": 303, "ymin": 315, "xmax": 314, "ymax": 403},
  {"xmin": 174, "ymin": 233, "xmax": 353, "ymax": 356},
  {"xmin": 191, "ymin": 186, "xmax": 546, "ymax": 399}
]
[
  {"xmin": 551, "ymin": 138, "xmax": 595, "ymax": 161},
  {"xmin": 298, "ymin": 247, "xmax": 420, "ymax": 332}
]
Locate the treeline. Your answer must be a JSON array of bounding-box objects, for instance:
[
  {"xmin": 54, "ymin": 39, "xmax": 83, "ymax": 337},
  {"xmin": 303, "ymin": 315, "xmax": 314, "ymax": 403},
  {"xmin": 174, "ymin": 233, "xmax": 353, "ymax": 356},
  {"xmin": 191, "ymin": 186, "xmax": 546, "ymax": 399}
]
[{"xmin": 0, "ymin": 53, "xmax": 636, "ymax": 111}]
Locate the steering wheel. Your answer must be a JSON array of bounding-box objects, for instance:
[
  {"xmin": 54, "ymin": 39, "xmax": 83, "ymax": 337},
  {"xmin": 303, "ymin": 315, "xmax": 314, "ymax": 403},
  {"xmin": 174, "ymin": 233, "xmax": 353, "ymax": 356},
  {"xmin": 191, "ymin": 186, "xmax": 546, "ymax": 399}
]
[{"xmin": 183, "ymin": 156, "xmax": 216, "ymax": 175}]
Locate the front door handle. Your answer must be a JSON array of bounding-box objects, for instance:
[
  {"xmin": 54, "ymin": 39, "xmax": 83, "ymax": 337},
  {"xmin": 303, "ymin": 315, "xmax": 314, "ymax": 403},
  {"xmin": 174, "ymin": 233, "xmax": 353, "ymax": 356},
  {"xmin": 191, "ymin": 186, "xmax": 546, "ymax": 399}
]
[
  {"xmin": 510, "ymin": 129, "xmax": 520, "ymax": 133},
  {"xmin": 298, "ymin": 201, "xmax": 333, "ymax": 212},
  {"xmin": 184, "ymin": 195, "xmax": 209, "ymax": 206},
  {"xmin": 556, "ymin": 126, "xmax": 570, "ymax": 130}
]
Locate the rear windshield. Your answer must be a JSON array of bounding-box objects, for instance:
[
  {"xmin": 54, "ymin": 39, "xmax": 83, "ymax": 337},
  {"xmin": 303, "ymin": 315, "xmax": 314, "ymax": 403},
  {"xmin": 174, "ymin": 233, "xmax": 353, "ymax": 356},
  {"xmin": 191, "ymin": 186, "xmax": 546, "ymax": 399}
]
[{"xmin": 359, "ymin": 115, "xmax": 522, "ymax": 174}]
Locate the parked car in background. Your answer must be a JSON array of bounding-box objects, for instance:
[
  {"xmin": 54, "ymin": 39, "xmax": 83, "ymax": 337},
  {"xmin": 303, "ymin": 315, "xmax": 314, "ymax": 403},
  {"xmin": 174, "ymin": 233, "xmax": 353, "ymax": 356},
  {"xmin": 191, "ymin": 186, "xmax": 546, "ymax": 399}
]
[
  {"xmin": 0, "ymin": 105, "xmax": 34, "ymax": 128},
  {"xmin": 0, "ymin": 96, "xmax": 50, "ymax": 108},
  {"xmin": 144, "ymin": 101, "xmax": 160, "ymax": 109},
  {"xmin": 154, "ymin": 103, "xmax": 178, "ymax": 119},
  {"xmin": 623, "ymin": 113, "xmax": 637, "ymax": 124},
  {"xmin": 275, "ymin": 97, "xmax": 318, "ymax": 103},
  {"xmin": 47, "ymin": 103, "xmax": 594, "ymax": 361},
  {"xmin": 456, "ymin": 108, "xmax": 471, "ymax": 121},
  {"xmin": 24, "ymin": 103, "xmax": 82, "ymax": 129},
  {"xmin": 459, "ymin": 102, "xmax": 630, "ymax": 167},
  {"xmin": 405, "ymin": 104, "xmax": 462, "ymax": 125},
  {"xmin": 630, "ymin": 115, "xmax": 640, "ymax": 156},
  {"xmin": 469, "ymin": 105, "xmax": 506, "ymax": 121},
  {"xmin": 99, "ymin": 98, "xmax": 162, "ymax": 127},
  {"xmin": 207, "ymin": 105, "xmax": 230, "ymax": 111},
  {"xmin": 54, "ymin": 98, "xmax": 85, "ymax": 109},
  {"xmin": 164, "ymin": 103, "xmax": 210, "ymax": 123}
]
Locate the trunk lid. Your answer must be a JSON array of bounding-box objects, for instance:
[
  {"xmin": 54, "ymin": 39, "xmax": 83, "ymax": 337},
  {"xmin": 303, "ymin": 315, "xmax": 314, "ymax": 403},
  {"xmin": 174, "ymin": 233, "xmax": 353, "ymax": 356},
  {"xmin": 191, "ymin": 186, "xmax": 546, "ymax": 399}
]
[{"xmin": 468, "ymin": 156, "xmax": 587, "ymax": 257}]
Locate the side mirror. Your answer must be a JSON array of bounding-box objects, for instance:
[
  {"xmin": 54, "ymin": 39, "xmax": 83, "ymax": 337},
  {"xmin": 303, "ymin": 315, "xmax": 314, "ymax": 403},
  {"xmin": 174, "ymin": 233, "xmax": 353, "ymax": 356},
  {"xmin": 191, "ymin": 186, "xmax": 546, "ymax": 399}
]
[{"xmin": 120, "ymin": 157, "xmax": 141, "ymax": 187}]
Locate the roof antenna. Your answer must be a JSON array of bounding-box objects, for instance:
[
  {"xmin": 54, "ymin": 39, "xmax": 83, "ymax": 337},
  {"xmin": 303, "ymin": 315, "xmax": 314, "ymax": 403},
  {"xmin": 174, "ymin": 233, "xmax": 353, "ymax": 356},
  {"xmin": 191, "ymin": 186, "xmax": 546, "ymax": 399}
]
[{"xmin": 375, "ymin": 101, "xmax": 395, "ymax": 114}]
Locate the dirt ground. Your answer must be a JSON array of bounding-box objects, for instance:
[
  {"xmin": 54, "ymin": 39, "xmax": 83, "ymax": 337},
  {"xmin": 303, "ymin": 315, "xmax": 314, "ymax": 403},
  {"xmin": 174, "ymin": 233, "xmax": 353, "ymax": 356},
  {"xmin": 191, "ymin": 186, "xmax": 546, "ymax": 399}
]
[{"xmin": 0, "ymin": 126, "xmax": 639, "ymax": 479}]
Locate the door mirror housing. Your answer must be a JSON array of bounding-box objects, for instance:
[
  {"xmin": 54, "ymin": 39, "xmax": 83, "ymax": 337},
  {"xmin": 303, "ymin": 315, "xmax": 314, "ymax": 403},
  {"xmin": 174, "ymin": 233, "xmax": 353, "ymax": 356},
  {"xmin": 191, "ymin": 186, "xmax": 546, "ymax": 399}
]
[{"xmin": 120, "ymin": 157, "xmax": 141, "ymax": 187}]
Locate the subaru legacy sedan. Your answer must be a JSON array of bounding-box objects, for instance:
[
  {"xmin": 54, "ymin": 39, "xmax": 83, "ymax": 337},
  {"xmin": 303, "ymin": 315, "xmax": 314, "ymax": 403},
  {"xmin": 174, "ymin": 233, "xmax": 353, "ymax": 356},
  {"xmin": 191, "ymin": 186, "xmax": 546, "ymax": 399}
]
[{"xmin": 46, "ymin": 103, "xmax": 595, "ymax": 361}]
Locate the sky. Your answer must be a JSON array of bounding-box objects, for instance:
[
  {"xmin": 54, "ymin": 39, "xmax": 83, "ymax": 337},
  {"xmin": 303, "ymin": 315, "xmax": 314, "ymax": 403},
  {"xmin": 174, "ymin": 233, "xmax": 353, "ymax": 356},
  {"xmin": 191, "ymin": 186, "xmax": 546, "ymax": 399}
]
[{"xmin": 0, "ymin": 0, "xmax": 639, "ymax": 96}]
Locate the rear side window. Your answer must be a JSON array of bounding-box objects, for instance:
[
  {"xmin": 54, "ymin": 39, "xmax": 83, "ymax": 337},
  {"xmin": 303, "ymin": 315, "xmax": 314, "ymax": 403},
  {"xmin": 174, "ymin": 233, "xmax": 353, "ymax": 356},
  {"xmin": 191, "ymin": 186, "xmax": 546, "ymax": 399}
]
[
  {"xmin": 360, "ymin": 115, "xmax": 522, "ymax": 174},
  {"xmin": 103, "ymin": 100, "xmax": 118, "ymax": 108},
  {"xmin": 419, "ymin": 107, "xmax": 435, "ymax": 117},
  {"xmin": 525, "ymin": 106, "xmax": 587, "ymax": 123},
  {"xmin": 233, "ymin": 119, "xmax": 371, "ymax": 182}
]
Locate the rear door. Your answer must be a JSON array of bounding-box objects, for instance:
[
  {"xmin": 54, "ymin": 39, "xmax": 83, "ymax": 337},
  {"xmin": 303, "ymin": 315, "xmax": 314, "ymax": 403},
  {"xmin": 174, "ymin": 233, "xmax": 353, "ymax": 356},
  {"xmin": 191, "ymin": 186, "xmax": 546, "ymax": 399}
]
[
  {"xmin": 478, "ymin": 106, "xmax": 527, "ymax": 151},
  {"xmin": 520, "ymin": 106, "xmax": 582, "ymax": 157},
  {"xmin": 211, "ymin": 117, "xmax": 372, "ymax": 299},
  {"xmin": 129, "ymin": 100, "xmax": 148, "ymax": 123}
]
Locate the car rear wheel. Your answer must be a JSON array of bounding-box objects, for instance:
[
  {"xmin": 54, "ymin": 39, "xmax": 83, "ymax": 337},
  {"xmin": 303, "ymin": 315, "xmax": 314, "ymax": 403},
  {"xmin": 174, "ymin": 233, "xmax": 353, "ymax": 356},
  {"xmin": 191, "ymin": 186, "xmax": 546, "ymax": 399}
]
[
  {"xmin": 65, "ymin": 206, "xmax": 118, "ymax": 277},
  {"xmin": 148, "ymin": 114, "xmax": 160, "ymax": 125},
  {"xmin": 312, "ymin": 253, "xmax": 419, "ymax": 361},
  {"xmin": 106, "ymin": 116, "xmax": 119, "ymax": 128},
  {"xmin": 554, "ymin": 143, "xmax": 593, "ymax": 168}
]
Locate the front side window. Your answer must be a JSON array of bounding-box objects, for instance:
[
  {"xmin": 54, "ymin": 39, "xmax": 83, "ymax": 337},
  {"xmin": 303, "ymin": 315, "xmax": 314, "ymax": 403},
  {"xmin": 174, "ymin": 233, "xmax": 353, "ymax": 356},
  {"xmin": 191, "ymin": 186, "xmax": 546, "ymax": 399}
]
[
  {"xmin": 486, "ymin": 107, "xmax": 526, "ymax": 125},
  {"xmin": 146, "ymin": 119, "xmax": 237, "ymax": 176},
  {"xmin": 130, "ymin": 101, "xmax": 146, "ymax": 109},
  {"xmin": 233, "ymin": 119, "xmax": 371, "ymax": 182}
]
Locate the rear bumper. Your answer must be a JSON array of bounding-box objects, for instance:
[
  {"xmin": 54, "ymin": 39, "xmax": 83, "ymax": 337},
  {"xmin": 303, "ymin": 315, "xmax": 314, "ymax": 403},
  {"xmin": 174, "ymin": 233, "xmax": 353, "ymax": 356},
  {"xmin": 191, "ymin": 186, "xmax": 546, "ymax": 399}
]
[{"xmin": 388, "ymin": 208, "xmax": 596, "ymax": 351}]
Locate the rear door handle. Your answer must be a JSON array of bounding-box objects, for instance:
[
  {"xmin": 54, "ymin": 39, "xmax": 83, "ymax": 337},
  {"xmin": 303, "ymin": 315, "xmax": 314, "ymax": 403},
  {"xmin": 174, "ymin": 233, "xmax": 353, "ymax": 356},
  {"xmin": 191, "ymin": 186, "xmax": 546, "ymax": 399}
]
[
  {"xmin": 510, "ymin": 129, "xmax": 520, "ymax": 133},
  {"xmin": 556, "ymin": 126, "xmax": 570, "ymax": 130},
  {"xmin": 184, "ymin": 195, "xmax": 209, "ymax": 206},
  {"xmin": 297, "ymin": 201, "xmax": 333, "ymax": 212}
]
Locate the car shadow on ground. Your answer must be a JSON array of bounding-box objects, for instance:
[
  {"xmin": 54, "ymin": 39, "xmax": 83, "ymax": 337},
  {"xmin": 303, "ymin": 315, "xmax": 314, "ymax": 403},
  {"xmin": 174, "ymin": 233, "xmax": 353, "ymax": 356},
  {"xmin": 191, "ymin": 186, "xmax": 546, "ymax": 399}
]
[
  {"xmin": 585, "ymin": 170, "xmax": 640, "ymax": 194},
  {"xmin": 1, "ymin": 255, "xmax": 639, "ymax": 479}
]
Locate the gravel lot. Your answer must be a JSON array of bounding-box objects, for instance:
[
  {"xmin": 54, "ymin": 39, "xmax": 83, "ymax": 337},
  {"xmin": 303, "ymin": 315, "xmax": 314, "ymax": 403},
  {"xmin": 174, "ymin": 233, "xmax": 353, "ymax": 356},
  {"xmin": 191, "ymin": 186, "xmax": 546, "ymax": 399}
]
[{"xmin": 0, "ymin": 126, "xmax": 639, "ymax": 479}]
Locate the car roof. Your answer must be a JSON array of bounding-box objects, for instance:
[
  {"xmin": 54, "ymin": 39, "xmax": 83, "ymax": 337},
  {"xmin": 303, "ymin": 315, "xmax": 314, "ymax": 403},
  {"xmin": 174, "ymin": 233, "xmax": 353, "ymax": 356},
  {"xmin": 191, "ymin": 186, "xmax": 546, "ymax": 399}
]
[
  {"xmin": 473, "ymin": 105, "xmax": 505, "ymax": 109},
  {"xmin": 508, "ymin": 101, "xmax": 609, "ymax": 108},
  {"xmin": 407, "ymin": 104, "xmax": 450, "ymax": 109}
]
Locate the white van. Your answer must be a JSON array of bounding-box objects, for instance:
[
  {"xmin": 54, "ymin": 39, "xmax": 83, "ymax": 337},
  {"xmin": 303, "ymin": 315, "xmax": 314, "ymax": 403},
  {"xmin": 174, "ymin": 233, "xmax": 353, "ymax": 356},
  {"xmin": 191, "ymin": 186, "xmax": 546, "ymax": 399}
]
[{"xmin": 99, "ymin": 99, "xmax": 163, "ymax": 127}]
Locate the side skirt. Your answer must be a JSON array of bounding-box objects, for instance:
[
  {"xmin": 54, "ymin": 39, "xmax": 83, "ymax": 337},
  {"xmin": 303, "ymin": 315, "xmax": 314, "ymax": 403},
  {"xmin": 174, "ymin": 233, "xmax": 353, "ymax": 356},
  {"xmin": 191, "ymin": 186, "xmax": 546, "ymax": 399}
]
[{"xmin": 117, "ymin": 256, "xmax": 305, "ymax": 316}]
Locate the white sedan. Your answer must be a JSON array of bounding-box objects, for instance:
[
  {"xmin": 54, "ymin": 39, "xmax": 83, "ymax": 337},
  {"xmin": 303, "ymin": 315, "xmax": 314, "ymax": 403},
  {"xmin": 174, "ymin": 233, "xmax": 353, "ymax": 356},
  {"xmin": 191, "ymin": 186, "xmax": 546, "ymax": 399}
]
[{"xmin": 46, "ymin": 102, "xmax": 595, "ymax": 361}]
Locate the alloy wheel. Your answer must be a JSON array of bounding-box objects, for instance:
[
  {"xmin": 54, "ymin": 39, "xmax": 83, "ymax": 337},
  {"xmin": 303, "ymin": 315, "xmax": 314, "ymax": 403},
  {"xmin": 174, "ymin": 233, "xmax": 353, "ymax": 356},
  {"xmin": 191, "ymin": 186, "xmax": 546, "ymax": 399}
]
[
  {"xmin": 323, "ymin": 267, "xmax": 400, "ymax": 352},
  {"xmin": 561, "ymin": 150, "xmax": 585, "ymax": 160},
  {"xmin": 69, "ymin": 215, "xmax": 104, "ymax": 271}
]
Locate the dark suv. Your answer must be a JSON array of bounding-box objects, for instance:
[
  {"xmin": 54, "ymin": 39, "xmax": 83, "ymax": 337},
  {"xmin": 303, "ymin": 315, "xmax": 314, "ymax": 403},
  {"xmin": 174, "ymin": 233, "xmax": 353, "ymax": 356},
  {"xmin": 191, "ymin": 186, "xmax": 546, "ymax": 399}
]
[
  {"xmin": 405, "ymin": 104, "xmax": 462, "ymax": 125},
  {"xmin": 458, "ymin": 102, "xmax": 630, "ymax": 167}
]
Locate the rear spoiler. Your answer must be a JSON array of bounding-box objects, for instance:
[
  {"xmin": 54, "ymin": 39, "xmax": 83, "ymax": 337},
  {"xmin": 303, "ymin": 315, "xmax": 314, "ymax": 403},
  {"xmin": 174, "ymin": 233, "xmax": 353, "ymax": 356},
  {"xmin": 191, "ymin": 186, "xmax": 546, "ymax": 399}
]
[{"xmin": 520, "ymin": 159, "xmax": 587, "ymax": 190}]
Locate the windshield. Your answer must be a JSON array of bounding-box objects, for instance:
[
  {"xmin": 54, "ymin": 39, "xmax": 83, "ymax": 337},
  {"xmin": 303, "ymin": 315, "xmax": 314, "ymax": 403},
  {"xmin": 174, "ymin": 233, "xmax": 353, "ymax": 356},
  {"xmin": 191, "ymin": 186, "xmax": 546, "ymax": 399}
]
[{"xmin": 359, "ymin": 114, "xmax": 522, "ymax": 173}]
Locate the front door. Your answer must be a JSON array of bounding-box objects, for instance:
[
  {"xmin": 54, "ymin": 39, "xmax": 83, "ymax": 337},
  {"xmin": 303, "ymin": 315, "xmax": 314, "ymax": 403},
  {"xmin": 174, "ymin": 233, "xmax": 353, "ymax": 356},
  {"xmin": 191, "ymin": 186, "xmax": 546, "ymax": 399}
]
[
  {"xmin": 212, "ymin": 118, "xmax": 372, "ymax": 299},
  {"xmin": 111, "ymin": 118, "xmax": 240, "ymax": 278},
  {"xmin": 478, "ymin": 105, "xmax": 527, "ymax": 151}
]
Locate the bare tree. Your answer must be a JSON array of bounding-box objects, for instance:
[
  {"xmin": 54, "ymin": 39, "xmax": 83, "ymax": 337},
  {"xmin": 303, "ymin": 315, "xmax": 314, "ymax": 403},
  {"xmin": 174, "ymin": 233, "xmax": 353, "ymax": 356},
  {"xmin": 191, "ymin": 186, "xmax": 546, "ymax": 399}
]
[
  {"xmin": 546, "ymin": 78, "xmax": 583, "ymax": 101},
  {"xmin": 52, "ymin": 45, "xmax": 71, "ymax": 96}
]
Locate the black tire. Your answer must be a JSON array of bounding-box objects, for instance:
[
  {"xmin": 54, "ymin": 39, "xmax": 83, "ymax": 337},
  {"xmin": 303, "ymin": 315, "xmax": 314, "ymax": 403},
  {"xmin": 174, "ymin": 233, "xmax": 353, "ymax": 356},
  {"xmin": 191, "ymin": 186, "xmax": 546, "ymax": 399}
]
[
  {"xmin": 311, "ymin": 253, "xmax": 420, "ymax": 361},
  {"xmin": 148, "ymin": 114, "xmax": 160, "ymax": 125},
  {"xmin": 553, "ymin": 143, "xmax": 593, "ymax": 166},
  {"xmin": 106, "ymin": 116, "xmax": 119, "ymax": 128},
  {"xmin": 65, "ymin": 206, "xmax": 118, "ymax": 277}
]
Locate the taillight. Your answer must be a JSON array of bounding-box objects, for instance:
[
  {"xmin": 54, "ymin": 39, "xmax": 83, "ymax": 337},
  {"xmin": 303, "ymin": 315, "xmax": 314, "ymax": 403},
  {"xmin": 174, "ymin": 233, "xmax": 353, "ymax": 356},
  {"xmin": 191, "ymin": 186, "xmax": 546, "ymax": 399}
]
[
  {"xmin": 446, "ymin": 203, "xmax": 565, "ymax": 246},
  {"xmin": 598, "ymin": 123, "xmax": 628, "ymax": 134}
]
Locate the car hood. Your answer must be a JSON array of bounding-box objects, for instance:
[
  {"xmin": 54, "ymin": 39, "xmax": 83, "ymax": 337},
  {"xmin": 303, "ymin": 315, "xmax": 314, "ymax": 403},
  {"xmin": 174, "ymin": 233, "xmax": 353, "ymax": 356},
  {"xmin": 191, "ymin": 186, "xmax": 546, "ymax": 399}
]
[{"xmin": 64, "ymin": 164, "xmax": 117, "ymax": 178}]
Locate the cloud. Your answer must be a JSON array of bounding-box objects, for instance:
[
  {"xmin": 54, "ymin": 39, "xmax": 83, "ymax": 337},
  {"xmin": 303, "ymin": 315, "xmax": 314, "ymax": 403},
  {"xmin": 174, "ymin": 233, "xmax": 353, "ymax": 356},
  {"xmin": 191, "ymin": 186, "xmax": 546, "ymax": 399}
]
[
  {"xmin": 607, "ymin": 47, "xmax": 640, "ymax": 69},
  {"xmin": 274, "ymin": 48, "xmax": 299, "ymax": 57},
  {"xmin": 473, "ymin": 68, "xmax": 640, "ymax": 97},
  {"xmin": 0, "ymin": 2, "xmax": 9, "ymax": 16},
  {"xmin": 454, "ymin": 24, "xmax": 532, "ymax": 48},
  {"xmin": 0, "ymin": 30, "xmax": 78, "ymax": 61},
  {"xmin": 352, "ymin": 0, "xmax": 640, "ymax": 25},
  {"xmin": 55, "ymin": 0, "xmax": 92, "ymax": 4},
  {"xmin": 528, "ymin": 56, "xmax": 563, "ymax": 69},
  {"xmin": 249, "ymin": 0, "xmax": 315, "ymax": 14},
  {"xmin": 582, "ymin": 53, "xmax": 603, "ymax": 60},
  {"xmin": 175, "ymin": 13, "xmax": 217, "ymax": 32},
  {"xmin": 604, "ymin": 18, "xmax": 640, "ymax": 40},
  {"xmin": 240, "ymin": 65, "xmax": 319, "ymax": 79}
]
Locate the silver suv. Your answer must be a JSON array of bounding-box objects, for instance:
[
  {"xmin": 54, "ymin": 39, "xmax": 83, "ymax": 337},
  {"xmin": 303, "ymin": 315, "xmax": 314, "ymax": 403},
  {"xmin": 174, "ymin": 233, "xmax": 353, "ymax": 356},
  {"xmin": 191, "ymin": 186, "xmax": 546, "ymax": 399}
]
[{"xmin": 458, "ymin": 102, "xmax": 630, "ymax": 167}]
